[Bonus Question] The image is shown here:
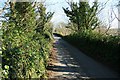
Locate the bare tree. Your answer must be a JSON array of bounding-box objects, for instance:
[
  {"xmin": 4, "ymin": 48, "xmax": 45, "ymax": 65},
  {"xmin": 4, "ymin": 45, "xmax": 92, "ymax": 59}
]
[
  {"xmin": 112, "ymin": 1, "xmax": 120, "ymax": 35},
  {"xmin": 104, "ymin": 7, "xmax": 115, "ymax": 35}
]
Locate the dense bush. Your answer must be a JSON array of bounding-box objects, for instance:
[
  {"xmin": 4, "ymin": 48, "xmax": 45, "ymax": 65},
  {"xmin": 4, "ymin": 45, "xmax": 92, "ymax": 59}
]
[
  {"xmin": 1, "ymin": 2, "xmax": 53, "ymax": 79},
  {"xmin": 63, "ymin": 31, "xmax": 120, "ymax": 72}
]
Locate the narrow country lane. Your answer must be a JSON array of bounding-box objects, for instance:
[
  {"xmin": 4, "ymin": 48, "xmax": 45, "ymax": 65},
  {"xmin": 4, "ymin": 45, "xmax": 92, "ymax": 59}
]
[{"xmin": 48, "ymin": 36, "xmax": 119, "ymax": 80}]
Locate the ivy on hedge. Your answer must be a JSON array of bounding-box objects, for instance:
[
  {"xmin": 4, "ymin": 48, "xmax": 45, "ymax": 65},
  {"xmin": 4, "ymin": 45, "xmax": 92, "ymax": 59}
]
[{"xmin": 1, "ymin": 2, "xmax": 53, "ymax": 79}]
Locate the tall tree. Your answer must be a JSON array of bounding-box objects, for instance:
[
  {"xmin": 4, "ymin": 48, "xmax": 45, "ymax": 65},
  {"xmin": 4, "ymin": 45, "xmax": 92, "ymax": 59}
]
[
  {"xmin": 34, "ymin": 3, "xmax": 54, "ymax": 69},
  {"xmin": 35, "ymin": 3, "xmax": 54, "ymax": 36},
  {"xmin": 63, "ymin": 0, "xmax": 99, "ymax": 32}
]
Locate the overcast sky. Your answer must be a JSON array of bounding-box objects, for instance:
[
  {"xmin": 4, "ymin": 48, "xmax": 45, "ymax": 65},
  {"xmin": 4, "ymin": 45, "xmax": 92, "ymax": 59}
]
[{"xmin": 0, "ymin": 0, "xmax": 119, "ymax": 28}]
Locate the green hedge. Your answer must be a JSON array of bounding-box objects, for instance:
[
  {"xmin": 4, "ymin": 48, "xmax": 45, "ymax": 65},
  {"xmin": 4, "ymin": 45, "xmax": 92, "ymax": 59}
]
[
  {"xmin": 63, "ymin": 31, "xmax": 120, "ymax": 72},
  {"xmin": 1, "ymin": 2, "xmax": 53, "ymax": 79}
]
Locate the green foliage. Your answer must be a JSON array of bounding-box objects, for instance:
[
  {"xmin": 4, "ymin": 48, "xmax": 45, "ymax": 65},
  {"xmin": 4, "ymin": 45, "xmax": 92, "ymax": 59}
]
[
  {"xmin": 1, "ymin": 2, "xmax": 53, "ymax": 79},
  {"xmin": 34, "ymin": 3, "xmax": 54, "ymax": 68},
  {"xmin": 63, "ymin": 1, "xmax": 99, "ymax": 32},
  {"xmin": 63, "ymin": 31, "xmax": 120, "ymax": 72},
  {"xmin": 35, "ymin": 3, "xmax": 54, "ymax": 34}
]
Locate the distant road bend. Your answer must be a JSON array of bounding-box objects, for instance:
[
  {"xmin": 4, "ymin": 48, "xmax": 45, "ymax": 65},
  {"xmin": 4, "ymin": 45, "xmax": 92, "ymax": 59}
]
[{"xmin": 48, "ymin": 35, "xmax": 119, "ymax": 80}]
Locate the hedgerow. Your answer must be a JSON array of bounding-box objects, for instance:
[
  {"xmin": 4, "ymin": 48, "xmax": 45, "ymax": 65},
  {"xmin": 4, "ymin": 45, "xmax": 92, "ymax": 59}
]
[
  {"xmin": 63, "ymin": 31, "xmax": 120, "ymax": 72},
  {"xmin": 1, "ymin": 2, "xmax": 53, "ymax": 79}
]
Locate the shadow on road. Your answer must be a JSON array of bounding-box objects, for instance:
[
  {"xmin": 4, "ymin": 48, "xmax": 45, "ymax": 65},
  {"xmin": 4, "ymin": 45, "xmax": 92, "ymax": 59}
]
[
  {"xmin": 48, "ymin": 35, "xmax": 119, "ymax": 80},
  {"xmin": 48, "ymin": 65, "xmax": 79, "ymax": 73}
]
